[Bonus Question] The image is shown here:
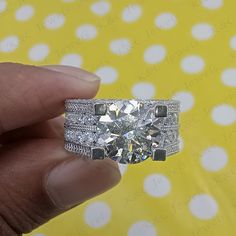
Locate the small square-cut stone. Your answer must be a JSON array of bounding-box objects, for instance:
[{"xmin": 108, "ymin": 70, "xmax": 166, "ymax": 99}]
[
  {"xmin": 152, "ymin": 149, "xmax": 166, "ymax": 161},
  {"xmin": 91, "ymin": 147, "xmax": 105, "ymax": 159},
  {"xmin": 94, "ymin": 103, "xmax": 107, "ymax": 115},
  {"xmin": 155, "ymin": 105, "xmax": 167, "ymax": 117}
]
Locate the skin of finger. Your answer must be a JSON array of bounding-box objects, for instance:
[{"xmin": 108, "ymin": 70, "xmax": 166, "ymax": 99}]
[
  {"xmin": 0, "ymin": 62, "xmax": 100, "ymax": 135},
  {"xmin": 0, "ymin": 138, "xmax": 121, "ymax": 234},
  {"xmin": 0, "ymin": 116, "xmax": 65, "ymax": 144},
  {"xmin": 0, "ymin": 215, "xmax": 18, "ymax": 236}
]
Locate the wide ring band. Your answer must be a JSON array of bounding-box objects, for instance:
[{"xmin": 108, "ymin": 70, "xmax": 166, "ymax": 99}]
[{"xmin": 64, "ymin": 99, "xmax": 180, "ymax": 164}]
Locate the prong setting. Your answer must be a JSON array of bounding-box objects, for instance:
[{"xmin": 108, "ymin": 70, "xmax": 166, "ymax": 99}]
[
  {"xmin": 152, "ymin": 148, "xmax": 167, "ymax": 161},
  {"xmin": 94, "ymin": 103, "xmax": 107, "ymax": 115},
  {"xmin": 91, "ymin": 147, "xmax": 105, "ymax": 159},
  {"xmin": 155, "ymin": 105, "xmax": 167, "ymax": 117}
]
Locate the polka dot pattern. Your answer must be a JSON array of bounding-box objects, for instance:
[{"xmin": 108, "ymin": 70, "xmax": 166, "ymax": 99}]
[
  {"xmin": 60, "ymin": 53, "xmax": 83, "ymax": 67},
  {"xmin": 155, "ymin": 13, "xmax": 177, "ymax": 30},
  {"xmin": 191, "ymin": 23, "xmax": 214, "ymax": 40},
  {"xmin": 201, "ymin": 0, "xmax": 223, "ymax": 10},
  {"xmin": 144, "ymin": 174, "xmax": 171, "ymax": 198},
  {"xmin": 189, "ymin": 194, "xmax": 218, "ymax": 220},
  {"xmin": 76, "ymin": 24, "xmax": 97, "ymax": 40},
  {"xmin": 128, "ymin": 221, "xmax": 157, "ymax": 236},
  {"xmin": 122, "ymin": 4, "xmax": 142, "ymax": 23},
  {"xmin": 201, "ymin": 146, "xmax": 228, "ymax": 172},
  {"xmin": 95, "ymin": 66, "xmax": 118, "ymax": 84},
  {"xmin": 0, "ymin": 35, "xmax": 19, "ymax": 53},
  {"xmin": 221, "ymin": 68, "xmax": 236, "ymax": 87},
  {"xmin": 144, "ymin": 45, "xmax": 166, "ymax": 64},
  {"xmin": 110, "ymin": 38, "xmax": 131, "ymax": 55},
  {"xmin": 181, "ymin": 55, "xmax": 205, "ymax": 74},
  {"xmin": 84, "ymin": 201, "xmax": 111, "ymax": 228},
  {"xmin": 44, "ymin": 14, "xmax": 65, "ymax": 30},
  {"xmin": 230, "ymin": 35, "xmax": 236, "ymax": 50},
  {"xmin": 28, "ymin": 43, "xmax": 50, "ymax": 61},
  {"xmin": 0, "ymin": 0, "xmax": 6, "ymax": 13},
  {"xmin": 1, "ymin": 1, "xmax": 236, "ymax": 236},
  {"xmin": 91, "ymin": 1, "xmax": 111, "ymax": 16},
  {"xmin": 132, "ymin": 82, "xmax": 156, "ymax": 99},
  {"xmin": 211, "ymin": 104, "xmax": 236, "ymax": 126},
  {"xmin": 172, "ymin": 91, "xmax": 195, "ymax": 112},
  {"xmin": 15, "ymin": 5, "xmax": 34, "ymax": 21}
]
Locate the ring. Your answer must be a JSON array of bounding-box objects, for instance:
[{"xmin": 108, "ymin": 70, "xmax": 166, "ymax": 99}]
[{"xmin": 64, "ymin": 99, "xmax": 180, "ymax": 164}]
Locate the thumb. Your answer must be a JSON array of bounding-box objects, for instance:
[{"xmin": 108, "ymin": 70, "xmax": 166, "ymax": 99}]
[{"xmin": 0, "ymin": 139, "xmax": 121, "ymax": 235}]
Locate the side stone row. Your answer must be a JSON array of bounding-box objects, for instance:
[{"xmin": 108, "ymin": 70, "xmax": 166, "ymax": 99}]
[{"xmin": 65, "ymin": 111, "xmax": 179, "ymax": 127}]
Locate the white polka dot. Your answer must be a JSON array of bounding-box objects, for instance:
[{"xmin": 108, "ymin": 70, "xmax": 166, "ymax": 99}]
[
  {"xmin": 0, "ymin": 0, "xmax": 6, "ymax": 13},
  {"xmin": 189, "ymin": 194, "xmax": 218, "ymax": 220},
  {"xmin": 144, "ymin": 45, "xmax": 166, "ymax": 64},
  {"xmin": 15, "ymin": 5, "xmax": 34, "ymax": 21},
  {"xmin": 61, "ymin": 53, "xmax": 83, "ymax": 67},
  {"xmin": 33, "ymin": 234, "xmax": 45, "ymax": 236},
  {"xmin": 172, "ymin": 91, "xmax": 194, "ymax": 112},
  {"xmin": 211, "ymin": 104, "xmax": 236, "ymax": 126},
  {"xmin": 84, "ymin": 201, "xmax": 111, "ymax": 228},
  {"xmin": 44, "ymin": 14, "xmax": 65, "ymax": 30},
  {"xmin": 122, "ymin": 4, "xmax": 142, "ymax": 23},
  {"xmin": 76, "ymin": 24, "xmax": 97, "ymax": 40},
  {"xmin": 201, "ymin": 0, "xmax": 223, "ymax": 9},
  {"xmin": 230, "ymin": 35, "xmax": 236, "ymax": 50},
  {"xmin": 144, "ymin": 174, "xmax": 171, "ymax": 198},
  {"xmin": 90, "ymin": 1, "xmax": 110, "ymax": 16},
  {"xmin": 132, "ymin": 82, "xmax": 156, "ymax": 99},
  {"xmin": 181, "ymin": 55, "xmax": 205, "ymax": 74},
  {"xmin": 110, "ymin": 38, "xmax": 131, "ymax": 55},
  {"xmin": 128, "ymin": 221, "xmax": 157, "ymax": 236},
  {"xmin": 95, "ymin": 66, "xmax": 118, "ymax": 84},
  {"xmin": 118, "ymin": 163, "xmax": 128, "ymax": 176},
  {"xmin": 179, "ymin": 136, "xmax": 184, "ymax": 151},
  {"xmin": 201, "ymin": 146, "xmax": 228, "ymax": 172},
  {"xmin": 28, "ymin": 44, "xmax": 50, "ymax": 61},
  {"xmin": 0, "ymin": 35, "xmax": 19, "ymax": 53},
  {"xmin": 191, "ymin": 23, "xmax": 214, "ymax": 40},
  {"xmin": 221, "ymin": 68, "xmax": 236, "ymax": 87},
  {"xmin": 155, "ymin": 13, "xmax": 177, "ymax": 30}
]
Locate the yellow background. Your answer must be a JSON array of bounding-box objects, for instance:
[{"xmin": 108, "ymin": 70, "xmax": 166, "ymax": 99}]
[{"xmin": 0, "ymin": 0, "xmax": 236, "ymax": 235}]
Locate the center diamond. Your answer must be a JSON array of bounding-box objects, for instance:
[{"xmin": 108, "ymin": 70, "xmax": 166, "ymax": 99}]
[{"xmin": 96, "ymin": 100, "xmax": 163, "ymax": 164}]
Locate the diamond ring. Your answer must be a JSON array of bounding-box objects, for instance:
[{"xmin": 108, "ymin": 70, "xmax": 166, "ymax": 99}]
[{"xmin": 64, "ymin": 99, "xmax": 180, "ymax": 164}]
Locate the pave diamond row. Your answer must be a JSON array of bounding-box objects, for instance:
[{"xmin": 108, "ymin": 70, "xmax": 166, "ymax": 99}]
[
  {"xmin": 65, "ymin": 99, "xmax": 180, "ymax": 113},
  {"xmin": 65, "ymin": 111, "xmax": 179, "ymax": 127},
  {"xmin": 64, "ymin": 141, "xmax": 180, "ymax": 158}
]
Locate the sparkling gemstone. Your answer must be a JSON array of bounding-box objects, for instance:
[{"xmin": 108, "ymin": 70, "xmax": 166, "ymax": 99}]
[{"xmin": 96, "ymin": 100, "xmax": 164, "ymax": 164}]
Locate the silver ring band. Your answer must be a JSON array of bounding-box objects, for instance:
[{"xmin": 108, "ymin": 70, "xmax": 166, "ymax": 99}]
[{"xmin": 64, "ymin": 99, "xmax": 180, "ymax": 164}]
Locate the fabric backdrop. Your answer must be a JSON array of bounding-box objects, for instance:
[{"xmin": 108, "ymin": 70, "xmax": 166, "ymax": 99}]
[{"xmin": 0, "ymin": 0, "xmax": 236, "ymax": 235}]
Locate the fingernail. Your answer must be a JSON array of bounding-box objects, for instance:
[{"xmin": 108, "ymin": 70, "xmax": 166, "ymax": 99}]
[
  {"xmin": 45, "ymin": 157, "xmax": 121, "ymax": 209},
  {"xmin": 83, "ymin": 74, "xmax": 101, "ymax": 82},
  {"xmin": 41, "ymin": 65, "xmax": 101, "ymax": 82}
]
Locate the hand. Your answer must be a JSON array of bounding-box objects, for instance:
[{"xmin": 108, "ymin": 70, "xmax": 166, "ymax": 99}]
[{"xmin": 0, "ymin": 63, "xmax": 121, "ymax": 236}]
